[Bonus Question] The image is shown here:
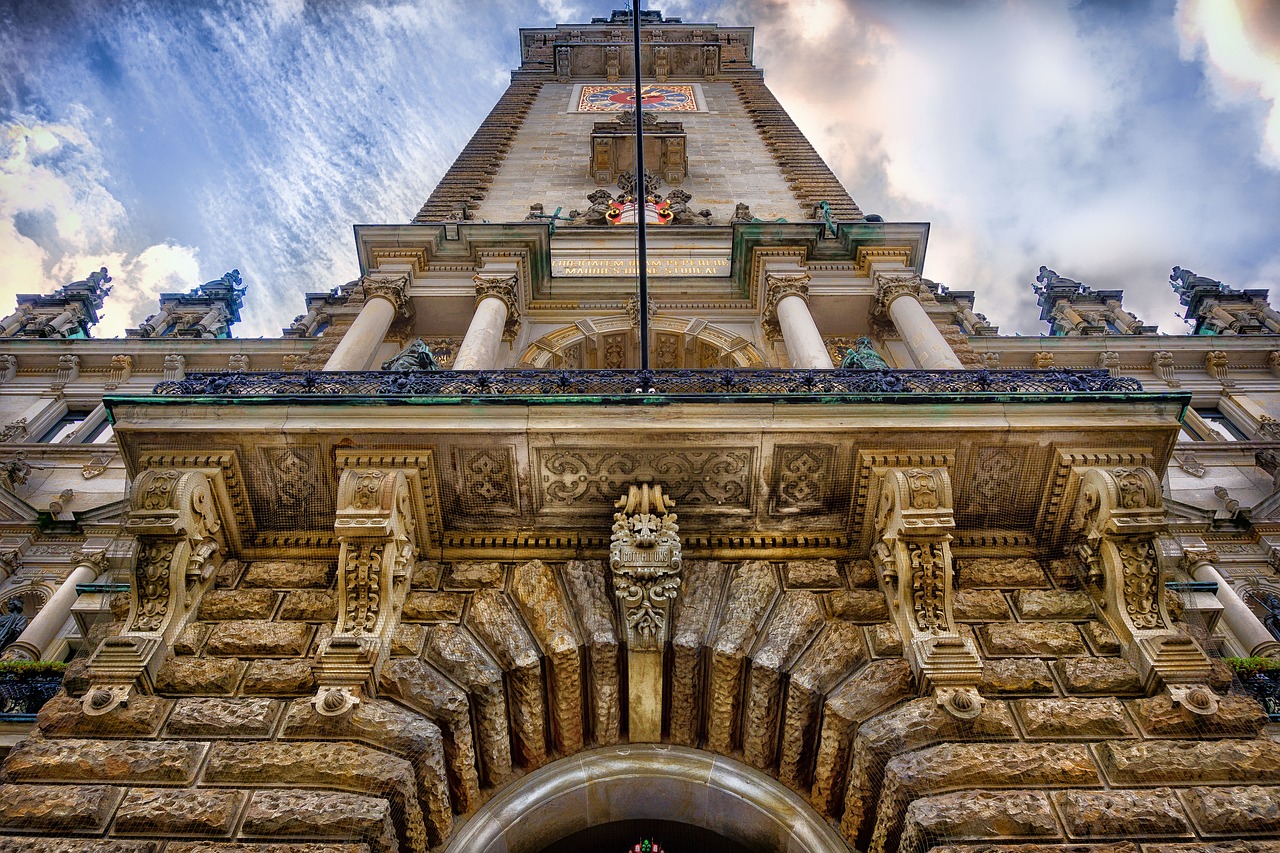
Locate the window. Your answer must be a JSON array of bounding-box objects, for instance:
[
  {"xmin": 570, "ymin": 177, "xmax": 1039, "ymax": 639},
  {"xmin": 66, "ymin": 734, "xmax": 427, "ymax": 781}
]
[
  {"xmin": 1196, "ymin": 408, "xmax": 1247, "ymax": 441},
  {"xmin": 37, "ymin": 407, "xmax": 111, "ymax": 444}
]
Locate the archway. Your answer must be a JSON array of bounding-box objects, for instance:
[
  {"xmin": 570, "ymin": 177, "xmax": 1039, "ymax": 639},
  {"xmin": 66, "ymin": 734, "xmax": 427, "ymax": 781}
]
[
  {"xmin": 443, "ymin": 744, "xmax": 854, "ymax": 853},
  {"xmin": 520, "ymin": 315, "xmax": 765, "ymax": 369}
]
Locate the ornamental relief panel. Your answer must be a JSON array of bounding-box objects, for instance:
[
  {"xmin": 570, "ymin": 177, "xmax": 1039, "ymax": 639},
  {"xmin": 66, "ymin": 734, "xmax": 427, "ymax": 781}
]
[
  {"xmin": 451, "ymin": 447, "xmax": 519, "ymax": 516},
  {"xmin": 770, "ymin": 444, "xmax": 841, "ymax": 515}
]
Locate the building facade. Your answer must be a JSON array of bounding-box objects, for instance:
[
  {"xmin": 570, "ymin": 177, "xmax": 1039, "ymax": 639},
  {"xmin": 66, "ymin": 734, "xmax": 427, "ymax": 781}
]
[{"xmin": 0, "ymin": 8, "xmax": 1278, "ymax": 852}]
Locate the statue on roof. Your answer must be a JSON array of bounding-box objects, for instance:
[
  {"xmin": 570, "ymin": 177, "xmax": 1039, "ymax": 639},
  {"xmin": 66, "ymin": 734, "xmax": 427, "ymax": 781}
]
[
  {"xmin": 1034, "ymin": 266, "xmax": 1085, "ymax": 293},
  {"xmin": 1170, "ymin": 266, "xmax": 1225, "ymax": 293}
]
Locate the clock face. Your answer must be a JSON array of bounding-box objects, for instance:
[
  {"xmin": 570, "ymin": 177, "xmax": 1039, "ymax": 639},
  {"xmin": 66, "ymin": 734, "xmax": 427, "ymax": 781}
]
[{"xmin": 578, "ymin": 84, "xmax": 698, "ymax": 112}]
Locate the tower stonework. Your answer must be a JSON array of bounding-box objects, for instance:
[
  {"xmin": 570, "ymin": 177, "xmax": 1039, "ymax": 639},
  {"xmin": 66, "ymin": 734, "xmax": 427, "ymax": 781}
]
[{"xmin": 0, "ymin": 9, "xmax": 1279, "ymax": 853}]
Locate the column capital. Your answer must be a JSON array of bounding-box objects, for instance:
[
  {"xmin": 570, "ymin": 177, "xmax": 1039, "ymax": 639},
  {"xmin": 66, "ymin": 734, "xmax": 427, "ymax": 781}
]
[
  {"xmin": 473, "ymin": 273, "xmax": 521, "ymax": 341},
  {"xmin": 1181, "ymin": 546, "xmax": 1219, "ymax": 573},
  {"xmin": 762, "ymin": 272, "xmax": 810, "ymax": 341},
  {"xmin": 873, "ymin": 271, "xmax": 925, "ymax": 313},
  {"xmin": 360, "ymin": 273, "xmax": 413, "ymax": 319}
]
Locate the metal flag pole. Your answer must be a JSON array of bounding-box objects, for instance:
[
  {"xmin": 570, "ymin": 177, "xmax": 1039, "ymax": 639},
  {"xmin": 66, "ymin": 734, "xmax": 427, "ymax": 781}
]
[{"xmin": 631, "ymin": 0, "xmax": 651, "ymax": 371}]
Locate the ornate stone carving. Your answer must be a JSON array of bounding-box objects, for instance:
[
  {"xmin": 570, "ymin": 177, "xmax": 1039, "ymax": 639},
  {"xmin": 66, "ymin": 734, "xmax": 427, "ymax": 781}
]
[
  {"xmin": 1257, "ymin": 415, "xmax": 1280, "ymax": 441},
  {"xmin": 1175, "ymin": 452, "xmax": 1206, "ymax": 478},
  {"xmin": 163, "ymin": 354, "xmax": 185, "ymax": 381},
  {"xmin": 762, "ymin": 273, "xmax": 810, "ymax": 341},
  {"xmin": 361, "ymin": 273, "xmax": 413, "ymax": 319},
  {"xmin": 1099, "ymin": 351, "xmax": 1120, "ymax": 377},
  {"xmin": 535, "ymin": 447, "xmax": 752, "ymax": 511},
  {"xmin": 605, "ymin": 44, "xmax": 620, "ymax": 81},
  {"xmin": 982, "ymin": 351, "xmax": 1001, "ymax": 368},
  {"xmin": 313, "ymin": 468, "xmax": 417, "ymax": 716},
  {"xmin": 227, "ymin": 353, "xmax": 249, "ymax": 372},
  {"xmin": 1151, "ymin": 351, "xmax": 1179, "ymax": 386},
  {"xmin": 84, "ymin": 468, "xmax": 225, "ymax": 714},
  {"xmin": 1070, "ymin": 465, "xmax": 1217, "ymax": 713},
  {"xmin": 555, "ymin": 45, "xmax": 570, "ymax": 81},
  {"xmin": 772, "ymin": 444, "xmax": 835, "ymax": 513},
  {"xmin": 1205, "ymin": 350, "xmax": 1233, "ymax": 386},
  {"xmin": 1033, "ymin": 351, "xmax": 1055, "ymax": 369},
  {"xmin": 0, "ymin": 354, "xmax": 15, "ymax": 384},
  {"xmin": 872, "ymin": 466, "xmax": 983, "ymax": 718},
  {"xmin": 1270, "ymin": 350, "xmax": 1280, "ymax": 378},
  {"xmin": 0, "ymin": 419, "xmax": 28, "ymax": 444},
  {"xmin": 872, "ymin": 272, "xmax": 925, "ymax": 315},
  {"xmin": 81, "ymin": 451, "xmax": 113, "ymax": 480},
  {"xmin": 51, "ymin": 354, "xmax": 79, "ymax": 390},
  {"xmin": 103, "ymin": 354, "xmax": 132, "ymax": 390},
  {"xmin": 473, "ymin": 273, "xmax": 521, "ymax": 341}
]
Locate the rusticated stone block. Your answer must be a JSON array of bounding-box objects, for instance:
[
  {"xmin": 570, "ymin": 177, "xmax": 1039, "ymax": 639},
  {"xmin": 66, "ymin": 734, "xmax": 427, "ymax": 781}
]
[
  {"xmin": 1081, "ymin": 620, "xmax": 1121, "ymax": 654},
  {"xmin": 115, "ymin": 787, "xmax": 244, "ymax": 835},
  {"xmin": 243, "ymin": 658, "xmax": 315, "ymax": 695},
  {"xmin": 511, "ymin": 559, "xmax": 583, "ymax": 755},
  {"xmin": 467, "ymin": 588, "xmax": 547, "ymax": 768},
  {"xmin": 36, "ymin": 692, "xmax": 171, "ymax": 738},
  {"xmin": 958, "ymin": 557, "xmax": 1048, "ymax": 589},
  {"xmin": 1054, "ymin": 788, "xmax": 1190, "ymax": 838},
  {"xmin": 1208, "ymin": 657, "xmax": 1235, "ymax": 691},
  {"xmin": 707, "ymin": 560, "xmax": 778, "ymax": 755},
  {"xmin": 784, "ymin": 558, "xmax": 842, "ymax": 589},
  {"xmin": 241, "ymin": 789, "xmax": 396, "ymax": 853},
  {"xmin": 402, "ymin": 591, "xmax": 465, "ymax": 622},
  {"xmin": 443, "ymin": 561, "xmax": 504, "ymax": 588},
  {"xmin": 206, "ymin": 620, "xmax": 311, "ymax": 657},
  {"xmin": 743, "ymin": 591, "xmax": 824, "ymax": 771},
  {"xmin": 980, "ymin": 658, "xmax": 1056, "ymax": 695},
  {"xmin": 1015, "ymin": 589, "xmax": 1094, "ymax": 620},
  {"xmin": 930, "ymin": 845, "xmax": 1138, "ymax": 853},
  {"xmin": 867, "ymin": 622, "xmax": 903, "ymax": 657},
  {"xmin": 168, "ymin": 845, "xmax": 369, "ymax": 853},
  {"xmin": 670, "ymin": 560, "xmax": 727, "ymax": 748},
  {"xmin": 563, "ymin": 559, "xmax": 621, "ymax": 746},
  {"xmin": 215, "ymin": 559, "xmax": 246, "ymax": 589},
  {"xmin": 156, "ymin": 656, "xmax": 245, "ymax": 695},
  {"xmin": 411, "ymin": 560, "xmax": 443, "ymax": 591},
  {"xmin": 1145, "ymin": 845, "xmax": 1280, "ymax": 853},
  {"xmin": 391, "ymin": 623, "xmax": 425, "ymax": 656},
  {"xmin": 954, "ymin": 589, "xmax": 1010, "ymax": 621},
  {"xmin": 981, "ymin": 622, "xmax": 1086, "ymax": 657},
  {"xmin": 1056, "ymin": 657, "xmax": 1143, "ymax": 695},
  {"xmin": 848, "ymin": 558, "xmax": 877, "ymax": 588},
  {"xmin": 0, "ymin": 783, "xmax": 122, "ymax": 833},
  {"xmin": 1014, "ymin": 697, "xmax": 1133, "ymax": 738},
  {"xmin": 241, "ymin": 560, "xmax": 332, "ymax": 589},
  {"xmin": 1181, "ymin": 785, "xmax": 1280, "ymax": 835},
  {"xmin": 0, "ymin": 841, "xmax": 156, "ymax": 852},
  {"xmin": 1098, "ymin": 739, "xmax": 1280, "ymax": 786},
  {"xmin": 779, "ymin": 621, "xmax": 867, "ymax": 790},
  {"xmin": 199, "ymin": 589, "xmax": 277, "ymax": 620},
  {"xmin": 427, "ymin": 623, "xmax": 512, "ymax": 786},
  {"xmin": 167, "ymin": 697, "xmax": 279, "ymax": 737},
  {"xmin": 174, "ymin": 622, "xmax": 209, "ymax": 655},
  {"xmin": 4, "ymin": 737, "xmax": 206, "ymax": 785},
  {"xmin": 899, "ymin": 790, "xmax": 1058, "ymax": 853},
  {"xmin": 279, "ymin": 590, "xmax": 337, "ymax": 621},
  {"xmin": 1128, "ymin": 694, "xmax": 1267, "ymax": 738},
  {"xmin": 826, "ymin": 589, "xmax": 889, "ymax": 622}
]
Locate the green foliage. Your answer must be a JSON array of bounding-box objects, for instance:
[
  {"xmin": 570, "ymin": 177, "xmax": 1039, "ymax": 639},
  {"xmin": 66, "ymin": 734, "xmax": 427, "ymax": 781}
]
[
  {"xmin": 0, "ymin": 660, "xmax": 67, "ymax": 678},
  {"xmin": 1224, "ymin": 656, "xmax": 1280, "ymax": 677}
]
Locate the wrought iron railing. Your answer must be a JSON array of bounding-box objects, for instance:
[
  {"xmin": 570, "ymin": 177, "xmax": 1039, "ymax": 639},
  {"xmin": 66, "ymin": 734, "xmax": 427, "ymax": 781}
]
[
  {"xmin": 0, "ymin": 673, "xmax": 63, "ymax": 718},
  {"xmin": 1236, "ymin": 668, "xmax": 1280, "ymax": 720},
  {"xmin": 151, "ymin": 368, "xmax": 1144, "ymax": 399}
]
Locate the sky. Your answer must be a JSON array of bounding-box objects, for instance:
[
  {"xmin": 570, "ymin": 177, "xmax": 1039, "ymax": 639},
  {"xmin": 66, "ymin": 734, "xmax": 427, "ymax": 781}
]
[{"xmin": 2, "ymin": 0, "xmax": 1280, "ymax": 338}]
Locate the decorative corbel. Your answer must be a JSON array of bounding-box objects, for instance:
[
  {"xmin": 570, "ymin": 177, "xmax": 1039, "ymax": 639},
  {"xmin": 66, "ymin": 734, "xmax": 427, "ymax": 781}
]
[
  {"xmin": 313, "ymin": 468, "xmax": 416, "ymax": 717},
  {"xmin": 1070, "ymin": 466, "xmax": 1218, "ymax": 715},
  {"xmin": 83, "ymin": 468, "xmax": 225, "ymax": 715},
  {"xmin": 872, "ymin": 466, "xmax": 984, "ymax": 719},
  {"xmin": 610, "ymin": 483, "xmax": 683, "ymax": 741},
  {"xmin": 104, "ymin": 354, "xmax": 132, "ymax": 390},
  {"xmin": 163, "ymin": 354, "xmax": 185, "ymax": 381},
  {"xmin": 1151, "ymin": 351, "xmax": 1180, "ymax": 387},
  {"xmin": 0, "ymin": 354, "xmax": 15, "ymax": 384}
]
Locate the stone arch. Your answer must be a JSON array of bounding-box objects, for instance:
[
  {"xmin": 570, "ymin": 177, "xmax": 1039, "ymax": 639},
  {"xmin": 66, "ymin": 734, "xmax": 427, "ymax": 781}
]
[
  {"xmin": 0, "ymin": 581, "xmax": 51, "ymax": 618},
  {"xmin": 519, "ymin": 315, "xmax": 765, "ymax": 369}
]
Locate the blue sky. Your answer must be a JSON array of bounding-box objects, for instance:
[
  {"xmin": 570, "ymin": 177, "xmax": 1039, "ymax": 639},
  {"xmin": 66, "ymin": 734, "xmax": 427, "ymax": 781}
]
[{"xmin": 2, "ymin": 0, "xmax": 1279, "ymax": 338}]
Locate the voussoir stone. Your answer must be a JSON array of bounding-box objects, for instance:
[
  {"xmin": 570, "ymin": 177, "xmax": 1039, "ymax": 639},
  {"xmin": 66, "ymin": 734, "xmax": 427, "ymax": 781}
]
[
  {"xmin": 401, "ymin": 591, "xmax": 465, "ymax": 622},
  {"xmin": 1128, "ymin": 694, "xmax": 1268, "ymax": 738},
  {"xmin": 0, "ymin": 783, "xmax": 123, "ymax": 833},
  {"xmin": 391, "ymin": 623, "xmax": 425, "ymax": 656},
  {"xmin": 867, "ymin": 621, "xmax": 903, "ymax": 657},
  {"xmin": 899, "ymin": 789, "xmax": 1058, "ymax": 853},
  {"xmin": 443, "ymin": 561, "xmax": 504, "ymax": 588},
  {"xmin": 1181, "ymin": 785, "xmax": 1280, "ymax": 835},
  {"xmin": 156, "ymin": 656, "xmax": 246, "ymax": 695},
  {"xmin": 206, "ymin": 620, "xmax": 311, "ymax": 657},
  {"xmin": 241, "ymin": 789, "xmax": 396, "ymax": 853},
  {"xmin": 1054, "ymin": 787, "xmax": 1190, "ymax": 838},
  {"xmin": 242, "ymin": 658, "xmax": 316, "ymax": 695},
  {"xmin": 174, "ymin": 622, "xmax": 210, "ymax": 655},
  {"xmin": 1014, "ymin": 697, "xmax": 1133, "ymax": 738},
  {"xmin": 980, "ymin": 657, "xmax": 1056, "ymax": 695},
  {"xmin": 241, "ymin": 560, "xmax": 332, "ymax": 589},
  {"xmin": 1056, "ymin": 657, "xmax": 1143, "ymax": 695},
  {"xmin": 1081, "ymin": 620, "xmax": 1121, "ymax": 654},
  {"xmin": 0, "ymin": 841, "xmax": 156, "ymax": 853},
  {"xmin": 279, "ymin": 590, "xmax": 337, "ymax": 621},
  {"xmin": 1144, "ymin": 844, "xmax": 1280, "ymax": 853},
  {"xmin": 36, "ymin": 692, "xmax": 171, "ymax": 737},
  {"xmin": 1015, "ymin": 589, "xmax": 1095, "ymax": 620},
  {"xmin": 954, "ymin": 589, "xmax": 1010, "ymax": 621},
  {"xmin": 784, "ymin": 558, "xmax": 842, "ymax": 589},
  {"xmin": 826, "ymin": 588, "xmax": 889, "ymax": 622},
  {"xmin": 959, "ymin": 557, "xmax": 1048, "ymax": 588},
  {"xmin": 167, "ymin": 845, "xmax": 369, "ymax": 853},
  {"xmin": 982, "ymin": 621, "xmax": 1086, "ymax": 657},
  {"xmin": 199, "ymin": 589, "xmax": 277, "ymax": 620},
  {"xmin": 167, "ymin": 697, "xmax": 279, "ymax": 737},
  {"xmin": 3, "ymin": 737, "xmax": 206, "ymax": 785},
  {"xmin": 114, "ymin": 787, "xmax": 244, "ymax": 835},
  {"xmin": 1098, "ymin": 739, "xmax": 1280, "ymax": 785},
  {"xmin": 929, "ymin": 846, "xmax": 1138, "ymax": 853}
]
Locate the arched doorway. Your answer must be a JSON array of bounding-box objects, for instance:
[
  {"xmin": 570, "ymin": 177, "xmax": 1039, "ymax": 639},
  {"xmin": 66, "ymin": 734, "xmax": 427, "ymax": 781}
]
[
  {"xmin": 520, "ymin": 315, "xmax": 765, "ymax": 369},
  {"xmin": 444, "ymin": 744, "xmax": 853, "ymax": 853}
]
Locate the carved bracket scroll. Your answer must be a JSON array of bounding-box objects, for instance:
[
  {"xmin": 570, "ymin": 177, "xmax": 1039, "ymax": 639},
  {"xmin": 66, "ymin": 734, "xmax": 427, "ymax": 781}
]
[
  {"xmin": 872, "ymin": 466, "xmax": 984, "ymax": 719},
  {"xmin": 83, "ymin": 468, "xmax": 226, "ymax": 715},
  {"xmin": 313, "ymin": 468, "xmax": 417, "ymax": 716},
  {"xmin": 1071, "ymin": 466, "xmax": 1218, "ymax": 715}
]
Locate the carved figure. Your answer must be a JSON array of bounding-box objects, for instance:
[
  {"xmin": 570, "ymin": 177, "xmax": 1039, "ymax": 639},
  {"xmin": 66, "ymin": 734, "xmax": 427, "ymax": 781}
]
[
  {"xmin": 382, "ymin": 338, "xmax": 440, "ymax": 371},
  {"xmin": 729, "ymin": 202, "xmax": 754, "ymax": 223},
  {"xmin": 1035, "ymin": 266, "xmax": 1084, "ymax": 291},
  {"xmin": 580, "ymin": 189, "xmax": 615, "ymax": 225},
  {"xmin": 1170, "ymin": 266, "xmax": 1222, "ymax": 292},
  {"xmin": 0, "ymin": 599, "xmax": 27, "ymax": 650},
  {"xmin": 841, "ymin": 337, "xmax": 889, "ymax": 370},
  {"xmin": 524, "ymin": 203, "xmax": 545, "ymax": 221},
  {"xmin": 664, "ymin": 189, "xmax": 711, "ymax": 225}
]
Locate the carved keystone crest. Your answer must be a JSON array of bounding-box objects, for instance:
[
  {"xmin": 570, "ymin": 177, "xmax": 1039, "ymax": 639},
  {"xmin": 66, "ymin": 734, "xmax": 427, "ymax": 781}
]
[{"xmin": 609, "ymin": 483, "xmax": 683, "ymax": 651}]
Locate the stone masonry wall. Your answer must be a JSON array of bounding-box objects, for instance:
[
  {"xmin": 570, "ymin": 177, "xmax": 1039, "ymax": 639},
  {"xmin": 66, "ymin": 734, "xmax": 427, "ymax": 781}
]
[{"xmin": 0, "ymin": 553, "xmax": 1276, "ymax": 851}]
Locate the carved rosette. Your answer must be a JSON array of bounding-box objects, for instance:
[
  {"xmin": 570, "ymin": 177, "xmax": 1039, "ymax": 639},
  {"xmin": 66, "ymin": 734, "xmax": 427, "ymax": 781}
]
[
  {"xmin": 473, "ymin": 273, "xmax": 521, "ymax": 341},
  {"xmin": 609, "ymin": 484, "xmax": 683, "ymax": 651},
  {"xmin": 84, "ymin": 468, "xmax": 225, "ymax": 715},
  {"xmin": 762, "ymin": 273, "xmax": 810, "ymax": 342},
  {"xmin": 361, "ymin": 273, "xmax": 413, "ymax": 320},
  {"xmin": 314, "ymin": 468, "xmax": 417, "ymax": 716},
  {"xmin": 1071, "ymin": 466, "xmax": 1217, "ymax": 714},
  {"xmin": 872, "ymin": 466, "xmax": 984, "ymax": 719}
]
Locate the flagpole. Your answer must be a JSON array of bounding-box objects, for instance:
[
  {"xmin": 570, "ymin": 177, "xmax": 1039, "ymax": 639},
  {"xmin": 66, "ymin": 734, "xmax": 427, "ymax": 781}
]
[{"xmin": 631, "ymin": 0, "xmax": 650, "ymax": 371}]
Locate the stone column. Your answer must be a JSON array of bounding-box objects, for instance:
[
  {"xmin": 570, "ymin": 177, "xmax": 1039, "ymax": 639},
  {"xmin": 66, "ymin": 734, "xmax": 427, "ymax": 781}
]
[
  {"xmin": 454, "ymin": 274, "xmax": 520, "ymax": 371},
  {"xmin": 3, "ymin": 554, "xmax": 104, "ymax": 661},
  {"xmin": 323, "ymin": 274, "xmax": 412, "ymax": 371},
  {"xmin": 762, "ymin": 273, "xmax": 834, "ymax": 369},
  {"xmin": 875, "ymin": 273, "xmax": 965, "ymax": 369},
  {"xmin": 40, "ymin": 305, "xmax": 82, "ymax": 338},
  {"xmin": 1185, "ymin": 549, "xmax": 1280, "ymax": 658}
]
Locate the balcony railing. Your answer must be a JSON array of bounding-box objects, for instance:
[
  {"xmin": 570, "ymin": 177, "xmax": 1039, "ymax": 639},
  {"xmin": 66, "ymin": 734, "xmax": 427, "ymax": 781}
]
[
  {"xmin": 149, "ymin": 368, "xmax": 1145, "ymax": 402},
  {"xmin": 0, "ymin": 672, "xmax": 63, "ymax": 721},
  {"xmin": 1236, "ymin": 668, "xmax": 1280, "ymax": 720}
]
